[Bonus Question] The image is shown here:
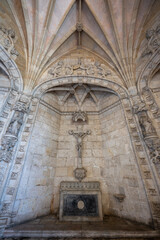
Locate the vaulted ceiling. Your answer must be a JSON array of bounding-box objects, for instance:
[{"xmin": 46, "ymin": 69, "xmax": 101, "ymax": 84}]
[{"xmin": 0, "ymin": 0, "xmax": 160, "ymax": 92}]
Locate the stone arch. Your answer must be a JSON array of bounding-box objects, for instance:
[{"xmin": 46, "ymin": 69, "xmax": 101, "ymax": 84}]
[
  {"xmin": 33, "ymin": 76, "xmax": 128, "ymax": 100},
  {"xmin": 0, "ymin": 45, "xmax": 23, "ymax": 92},
  {"xmin": 137, "ymin": 51, "xmax": 160, "ymax": 94}
]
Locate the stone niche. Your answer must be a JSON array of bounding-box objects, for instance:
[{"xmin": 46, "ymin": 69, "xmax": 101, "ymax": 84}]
[
  {"xmin": 59, "ymin": 182, "xmax": 103, "ymax": 221},
  {"xmin": 12, "ymin": 83, "xmax": 151, "ymax": 225}
]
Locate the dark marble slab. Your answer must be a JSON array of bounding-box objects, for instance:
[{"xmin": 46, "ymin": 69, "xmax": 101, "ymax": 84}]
[{"xmin": 63, "ymin": 194, "xmax": 98, "ymax": 217}]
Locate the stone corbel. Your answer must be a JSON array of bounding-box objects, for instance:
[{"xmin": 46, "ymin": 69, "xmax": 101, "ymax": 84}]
[{"xmin": 114, "ymin": 194, "xmax": 126, "ymax": 202}]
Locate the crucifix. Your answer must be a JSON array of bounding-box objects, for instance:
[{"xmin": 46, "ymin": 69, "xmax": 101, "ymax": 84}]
[{"xmin": 68, "ymin": 130, "xmax": 91, "ymax": 168}]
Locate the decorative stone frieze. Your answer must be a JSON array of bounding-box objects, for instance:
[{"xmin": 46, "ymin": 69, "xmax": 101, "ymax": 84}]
[
  {"xmin": 142, "ymin": 24, "xmax": 160, "ymax": 58},
  {"xmin": 60, "ymin": 181, "xmax": 100, "ymax": 191},
  {"xmin": 48, "ymin": 58, "xmax": 111, "ymax": 79},
  {"xmin": 0, "ymin": 26, "xmax": 19, "ymax": 60}
]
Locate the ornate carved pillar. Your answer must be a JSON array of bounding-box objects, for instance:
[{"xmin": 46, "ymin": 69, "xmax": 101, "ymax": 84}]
[{"xmin": 0, "ymin": 95, "xmax": 39, "ymax": 236}]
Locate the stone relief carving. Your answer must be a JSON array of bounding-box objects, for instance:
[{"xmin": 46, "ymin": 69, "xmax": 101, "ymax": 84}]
[
  {"xmin": 142, "ymin": 24, "xmax": 160, "ymax": 57},
  {"xmin": 142, "ymin": 85, "xmax": 160, "ymax": 118},
  {"xmin": 0, "ymin": 97, "xmax": 30, "ymax": 163},
  {"xmin": 72, "ymin": 111, "xmax": 87, "ymax": 122},
  {"xmin": 0, "ymin": 26, "xmax": 19, "ymax": 60},
  {"xmin": 48, "ymin": 58, "xmax": 111, "ymax": 78}
]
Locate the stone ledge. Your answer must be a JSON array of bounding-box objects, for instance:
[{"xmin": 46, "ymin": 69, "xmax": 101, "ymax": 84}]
[{"xmin": 3, "ymin": 229, "xmax": 160, "ymax": 239}]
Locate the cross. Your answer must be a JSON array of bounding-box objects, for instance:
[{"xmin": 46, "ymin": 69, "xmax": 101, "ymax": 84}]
[{"xmin": 68, "ymin": 130, "xmax": 91, "ymax": 168}]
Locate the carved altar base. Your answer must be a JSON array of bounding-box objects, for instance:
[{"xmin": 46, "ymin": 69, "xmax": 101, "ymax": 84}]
[{"xmin": 59, "ymin": 181, "xmax": 103, "ymax": 221}]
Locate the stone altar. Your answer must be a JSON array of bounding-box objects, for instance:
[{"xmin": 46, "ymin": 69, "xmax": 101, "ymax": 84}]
[{"xmin": 59, "ymin": 181, "xmax": 103, "ymax": 221}]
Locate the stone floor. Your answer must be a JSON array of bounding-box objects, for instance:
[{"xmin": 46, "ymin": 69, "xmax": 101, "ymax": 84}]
[{"xmin": 3, "ymin": 215, "xmax": 160, "ymax": 239}]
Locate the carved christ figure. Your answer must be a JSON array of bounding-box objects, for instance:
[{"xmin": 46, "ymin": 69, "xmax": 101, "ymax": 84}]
[{"xmin": 69, "ymin": 130, "xmax": 91, "ymax": 168}]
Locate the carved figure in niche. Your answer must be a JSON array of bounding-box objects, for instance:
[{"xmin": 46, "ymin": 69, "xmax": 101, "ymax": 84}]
[
  {"xmin": 139, "ymin": 115, "xmax": 156, "ymax": 137},
  {"xmin": 7, "ymin": 111, "xmax": 24, "ymax": 136}
]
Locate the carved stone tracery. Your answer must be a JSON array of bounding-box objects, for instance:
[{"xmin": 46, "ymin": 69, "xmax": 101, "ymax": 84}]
[{"xmin": 0, "ymin": 26, "xmax": 19, "ymax": 60}]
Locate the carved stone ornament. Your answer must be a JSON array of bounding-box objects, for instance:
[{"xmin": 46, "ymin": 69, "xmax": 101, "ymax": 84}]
[
  {"xmin": 0, "ymin": 26, "xmax": 19, "ymax": 60},
  {"xmin": 132, "ymin": 102, "xmax": 147, "ymax": 114},
  {"xmin": 48, "ymin": 58, "xmax": 111, "ymax": 78},
  {"xmin": 142, "ymin": 24, "xmax": 160, "ymax": 57},
  {"xmin": 13, "ymin": 101, "xmax": 29, "ymax": 113},
  {"xmin": 74, "ymin": 167, "xmax": 87, "ymax": 182},
  {"xmin": 72, "ymin": 110, "xmax": 87, "ymax": 122},
  {"xmin": 0, "ymin": 135, "xmax": 17, "ymax": 163},
  {"xmin": 76, "ymin": 22, "xmax": 83, "ymax": 32},
  {"xmin": 0, "ymin": 99, "xmax": 29, "ymax": 163}
]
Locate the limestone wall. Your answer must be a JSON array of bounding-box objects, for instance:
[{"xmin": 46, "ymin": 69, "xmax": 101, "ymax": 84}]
[
  {"xmin": 100, "ymin": 102, "xmax": 151, "ymax": 224},
  {"xmin": 12, "ymin": 93, "xmax": 60, "ymax": 223}
]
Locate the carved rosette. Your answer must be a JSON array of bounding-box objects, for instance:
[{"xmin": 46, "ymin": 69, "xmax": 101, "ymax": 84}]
[{"xmin": 74, "ymin": 167, "xmax": 87, "ymax": 182}]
